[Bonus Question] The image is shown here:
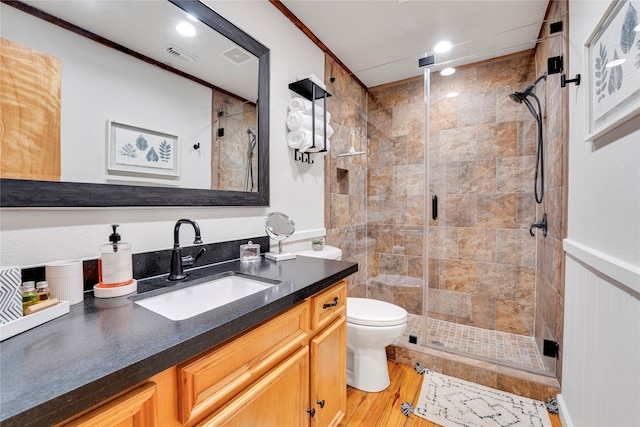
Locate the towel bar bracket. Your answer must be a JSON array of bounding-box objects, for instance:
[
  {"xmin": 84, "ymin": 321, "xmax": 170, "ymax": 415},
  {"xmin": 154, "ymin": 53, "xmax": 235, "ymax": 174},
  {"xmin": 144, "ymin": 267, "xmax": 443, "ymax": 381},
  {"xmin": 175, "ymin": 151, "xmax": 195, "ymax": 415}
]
[{"xmin": 294, "ymin": 149, "xmax": 314, "ymax": 164}]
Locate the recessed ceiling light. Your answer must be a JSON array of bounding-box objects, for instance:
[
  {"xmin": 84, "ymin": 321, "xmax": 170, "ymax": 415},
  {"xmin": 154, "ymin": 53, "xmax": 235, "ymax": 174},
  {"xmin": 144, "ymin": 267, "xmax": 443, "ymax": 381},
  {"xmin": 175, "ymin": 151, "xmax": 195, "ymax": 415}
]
[
  {"xmin": 440, "ymin": 67, "xmax": 456, "ymax": 76},
  {"xmin": 176, "ymin": 22, "xmax": 196, "ymax": 37},
  {"xmin": 434, "ymin": 41, "xmax": 452, "ymax": 53},
  {"xmin": 605, "ymin": 58, "xmax": 626, "ymax": 67},
  {"xmin": 445, "ymin": 91, "xmax": 459, "ymax": 98}
]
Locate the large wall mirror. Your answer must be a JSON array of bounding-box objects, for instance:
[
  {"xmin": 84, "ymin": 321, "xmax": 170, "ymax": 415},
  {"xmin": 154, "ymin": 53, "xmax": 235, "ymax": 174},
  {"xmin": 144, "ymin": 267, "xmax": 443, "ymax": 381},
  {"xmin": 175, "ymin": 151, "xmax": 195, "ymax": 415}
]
[{"xmin": 0, "ymin": 0, "xmax": 270, "ymax": 207}]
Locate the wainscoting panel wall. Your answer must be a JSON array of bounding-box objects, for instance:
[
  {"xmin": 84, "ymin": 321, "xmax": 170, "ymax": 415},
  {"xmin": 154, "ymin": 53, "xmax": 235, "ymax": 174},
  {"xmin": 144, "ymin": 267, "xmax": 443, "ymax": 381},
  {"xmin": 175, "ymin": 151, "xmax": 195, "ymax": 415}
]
[{"xmin": 560, "ymin": 240, "xmax": 640, "ymax": 427}]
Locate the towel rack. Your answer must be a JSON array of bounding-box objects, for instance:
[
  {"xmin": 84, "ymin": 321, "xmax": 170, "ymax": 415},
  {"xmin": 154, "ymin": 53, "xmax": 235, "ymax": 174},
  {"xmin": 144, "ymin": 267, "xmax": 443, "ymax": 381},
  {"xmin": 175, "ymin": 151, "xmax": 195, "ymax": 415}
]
[{"xmin": 288, "ymin": 78, "xmax": 332, "ymax": 164}]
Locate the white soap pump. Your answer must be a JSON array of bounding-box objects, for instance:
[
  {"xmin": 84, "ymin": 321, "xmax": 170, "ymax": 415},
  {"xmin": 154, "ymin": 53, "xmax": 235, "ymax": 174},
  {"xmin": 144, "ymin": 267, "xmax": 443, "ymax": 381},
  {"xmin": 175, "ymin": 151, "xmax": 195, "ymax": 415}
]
[{"xmin": 94, "ymin": 224, "xmax": 137, "ymax": 298}]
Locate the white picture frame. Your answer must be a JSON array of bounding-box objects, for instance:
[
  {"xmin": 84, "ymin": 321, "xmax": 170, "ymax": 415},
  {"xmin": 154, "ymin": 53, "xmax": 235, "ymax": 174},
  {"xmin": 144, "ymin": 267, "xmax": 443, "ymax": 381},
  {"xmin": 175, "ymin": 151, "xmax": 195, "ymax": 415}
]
[
  {"xmin": 107, "ymin": 120, "xmax": 179, "ymax": 179},
  {"xmin": 584, "ymin": 0, "xmax": 640, "ymax": 141}
]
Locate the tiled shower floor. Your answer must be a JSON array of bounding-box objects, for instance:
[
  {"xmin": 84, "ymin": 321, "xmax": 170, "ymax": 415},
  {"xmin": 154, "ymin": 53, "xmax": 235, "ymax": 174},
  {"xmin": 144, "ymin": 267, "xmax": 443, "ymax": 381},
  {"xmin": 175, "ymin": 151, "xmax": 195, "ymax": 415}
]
[{"xmin": 399, "ymin": 314, "xmax": 545, "ymax": 371}]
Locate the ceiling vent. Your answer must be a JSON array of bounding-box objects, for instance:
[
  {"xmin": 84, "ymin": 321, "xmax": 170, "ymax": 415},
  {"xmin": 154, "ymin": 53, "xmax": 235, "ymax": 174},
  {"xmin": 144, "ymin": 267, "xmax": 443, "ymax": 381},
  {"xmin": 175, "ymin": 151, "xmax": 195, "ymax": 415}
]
[
  {"xmin": 220, "ymin": 47, "xmax": 253, "ymax": 65},
  {"xmin": 164, "ymin": 44, "xmax": 197, "ymax": 63}
]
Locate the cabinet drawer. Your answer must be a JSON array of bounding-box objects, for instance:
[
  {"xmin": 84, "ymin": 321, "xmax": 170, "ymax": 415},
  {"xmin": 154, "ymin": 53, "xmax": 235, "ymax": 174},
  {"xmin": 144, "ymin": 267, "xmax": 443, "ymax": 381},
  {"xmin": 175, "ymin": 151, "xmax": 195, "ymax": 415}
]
[
  {"xmin": 310, "ymin": 280, "xmax": 346, "ymax": 331},
  {"xmin": 63, "ymin": 382, "xmax": 158, "ymax": 427},
  {"xmin": 177, "ymin": 301, "xmax": 310, "ymax": 425}
]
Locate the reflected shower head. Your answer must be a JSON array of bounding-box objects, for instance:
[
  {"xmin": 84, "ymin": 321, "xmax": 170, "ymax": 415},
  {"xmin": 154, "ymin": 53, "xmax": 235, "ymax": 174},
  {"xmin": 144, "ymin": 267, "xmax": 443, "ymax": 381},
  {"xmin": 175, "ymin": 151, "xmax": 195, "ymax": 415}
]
[{"xmin": 509, "ymin": 72, "xmax": 548, "ymax": 104}]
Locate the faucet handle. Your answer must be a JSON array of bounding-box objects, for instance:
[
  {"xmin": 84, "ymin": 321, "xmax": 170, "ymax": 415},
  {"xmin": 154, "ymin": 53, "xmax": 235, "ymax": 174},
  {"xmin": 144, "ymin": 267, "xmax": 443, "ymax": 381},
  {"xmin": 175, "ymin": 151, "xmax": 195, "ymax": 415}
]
[{"xmin": 181, "ymin": 247, "xmax": 206, "ymax": 268}]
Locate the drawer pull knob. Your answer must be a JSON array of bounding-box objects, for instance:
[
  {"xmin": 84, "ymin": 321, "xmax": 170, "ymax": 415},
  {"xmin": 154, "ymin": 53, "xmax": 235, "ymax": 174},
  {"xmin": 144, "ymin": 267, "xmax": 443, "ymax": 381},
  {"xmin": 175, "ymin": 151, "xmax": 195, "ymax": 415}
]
[
  {"xmin": 317, "ymin": 399, "xmax": 325, "ymax": 408},
  {"xmin": 323, "ymin": 297, "xmax": 339, "ymax": 309}
]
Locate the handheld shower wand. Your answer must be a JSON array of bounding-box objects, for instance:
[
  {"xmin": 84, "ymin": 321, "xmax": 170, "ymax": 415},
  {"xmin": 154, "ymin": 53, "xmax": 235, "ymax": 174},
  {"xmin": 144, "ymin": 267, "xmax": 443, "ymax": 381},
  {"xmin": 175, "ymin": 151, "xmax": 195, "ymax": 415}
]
[
  {"xmin": 244, "ymin": 129, "xmax": 257, "ymax": 192},
  {"xmin": 510, "ymin": 73, "xmax": 547, "ymax": 204}
]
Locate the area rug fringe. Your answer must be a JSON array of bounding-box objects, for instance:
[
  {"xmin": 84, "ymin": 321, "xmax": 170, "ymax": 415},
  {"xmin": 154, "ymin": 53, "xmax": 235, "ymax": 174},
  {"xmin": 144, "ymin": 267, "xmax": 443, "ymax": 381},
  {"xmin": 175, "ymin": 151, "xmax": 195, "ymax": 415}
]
[{"xmin": 412, "ymin": 370, "xmax": 552, "ymax": 427}]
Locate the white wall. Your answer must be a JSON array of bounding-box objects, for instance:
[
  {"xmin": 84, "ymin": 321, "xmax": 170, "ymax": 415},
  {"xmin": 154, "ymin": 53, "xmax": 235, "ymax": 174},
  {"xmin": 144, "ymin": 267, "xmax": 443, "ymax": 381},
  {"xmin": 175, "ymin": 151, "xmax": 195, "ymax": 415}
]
[
  {"xmin": 2, "ymin": 4, "xmax": 213, "ymax": 188},
  {"xmin": 0, "ymin": 1, "xmax": 327, "ymax": 267},
  {"xmin": 560, "ymin": 1, "xmax": 640, "ymax": 426}
]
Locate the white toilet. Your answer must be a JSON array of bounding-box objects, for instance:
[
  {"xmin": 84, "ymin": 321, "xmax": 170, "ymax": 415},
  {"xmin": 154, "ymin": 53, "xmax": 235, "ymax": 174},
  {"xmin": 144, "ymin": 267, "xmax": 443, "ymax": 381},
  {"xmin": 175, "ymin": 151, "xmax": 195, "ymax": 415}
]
[
  {"xmin": 346, "ymin": 298, "xmax": 407, "ymax": 392},
  {"xmin": 296, "ymin": 244, "xmax": 408, "ymax": 393}
]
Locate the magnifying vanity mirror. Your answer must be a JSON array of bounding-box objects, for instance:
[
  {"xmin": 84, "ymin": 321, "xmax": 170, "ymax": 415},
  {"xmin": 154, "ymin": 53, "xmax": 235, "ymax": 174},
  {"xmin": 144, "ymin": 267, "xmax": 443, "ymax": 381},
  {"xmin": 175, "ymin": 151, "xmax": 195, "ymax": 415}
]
[
  {"xmin": 0, "ymin": 0, "xmax": 270, "ymax": 207},
  {"xmin": 265, "ymin": 212, "xmax": 296, "ymax": 262}
]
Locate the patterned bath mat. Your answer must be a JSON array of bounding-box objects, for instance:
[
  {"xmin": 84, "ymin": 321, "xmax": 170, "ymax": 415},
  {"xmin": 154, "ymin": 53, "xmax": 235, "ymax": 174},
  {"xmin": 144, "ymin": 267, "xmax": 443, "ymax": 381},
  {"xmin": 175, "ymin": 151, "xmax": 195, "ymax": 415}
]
[{"xmin": 413, "ymin": 370, "xmax": 552, "ymax": 427}]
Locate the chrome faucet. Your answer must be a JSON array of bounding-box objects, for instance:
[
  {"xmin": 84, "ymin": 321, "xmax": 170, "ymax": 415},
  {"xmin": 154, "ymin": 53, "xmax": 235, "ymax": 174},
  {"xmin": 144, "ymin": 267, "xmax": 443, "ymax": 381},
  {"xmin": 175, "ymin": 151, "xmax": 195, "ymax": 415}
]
[{"xmin": 169, "ymin": 219, "xmax": 206, "ymax": 281}]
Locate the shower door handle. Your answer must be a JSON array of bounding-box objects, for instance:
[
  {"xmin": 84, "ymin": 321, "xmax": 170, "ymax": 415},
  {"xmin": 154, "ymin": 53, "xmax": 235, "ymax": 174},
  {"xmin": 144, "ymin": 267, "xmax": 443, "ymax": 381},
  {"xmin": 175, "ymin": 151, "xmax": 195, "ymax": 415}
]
[{"xmin": 432, "ymin": 195, "xmax": 438, "ymax": 220}]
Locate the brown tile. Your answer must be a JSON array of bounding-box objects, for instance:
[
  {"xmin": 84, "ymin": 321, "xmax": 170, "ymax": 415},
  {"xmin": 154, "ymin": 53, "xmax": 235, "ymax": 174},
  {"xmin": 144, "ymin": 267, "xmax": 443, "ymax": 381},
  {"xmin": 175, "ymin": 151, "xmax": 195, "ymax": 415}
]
[
  {"xmin": 496, "ymin": 156, "xmax": 535, "ymax": 194},
  {"xmin": 476, "ymin": 263, "xmax": 516, "ymax": 299},
  {"xmin": 441, "ymin": 260, "xmax": 476, "ymax": 293},
  {"xmin": 456, "ymin": 160, "xmax": 496, "ymax": 194},
  {"xmin": 428, "ymin": 226, "xmax": 458, "ymax": 260},
  {"xmin": 440, "ymin": 127, "xmax": 477, "ymax": 162},
  {"xmin": 443, "ymin": 194, "xmax": 477, "ymax": 227},
  {"xmin": 496, "ymin": 299, "xmax": 534, "ymax": 335},
  {"xmin": 458, "ymin": 90, "xmax": 497, "ymax": 126},
  {"xmin": 442, "ymin": 359, "xmax": 498, "ymax": 389},
  {"xmin": 478, "ymin": 194, "xmax": 517, "ymax": 228},
  {"xmin": 476, "ymin": 122, "xmax": 517, "ymax": 159},
  {"xmin": 457, "ymin": 228, "xmax": 497, "ymax": 263},
  {"xmin": 458, "ymin": 294, "xmax": 496, "ymax": 329},
  {"xmin": 427, "ymin": 288, "xmax": 460, "ymax": 317},
  {"xmin": 497, "ymin": 228, "xmax": 535, "ymax": 266},
  {"xmin": 496, "ymin": 374, "xmax": 559, "ymax": 401}
]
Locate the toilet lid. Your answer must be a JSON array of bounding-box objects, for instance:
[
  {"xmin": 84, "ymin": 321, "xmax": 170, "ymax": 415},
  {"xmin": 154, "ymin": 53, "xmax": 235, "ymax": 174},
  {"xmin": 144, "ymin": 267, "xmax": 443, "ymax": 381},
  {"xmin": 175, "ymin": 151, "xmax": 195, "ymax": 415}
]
[{"xmin": 347, "ymin": 297, "xmax": 408, "ymax": 326}]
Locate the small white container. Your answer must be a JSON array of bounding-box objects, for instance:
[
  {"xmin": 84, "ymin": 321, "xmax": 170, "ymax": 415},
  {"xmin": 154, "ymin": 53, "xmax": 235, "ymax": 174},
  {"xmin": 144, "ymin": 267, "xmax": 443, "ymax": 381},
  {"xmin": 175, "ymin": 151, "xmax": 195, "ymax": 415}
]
[{"xmin": 45, "ymin": 259, "xmax": 84, "ymax": 305}]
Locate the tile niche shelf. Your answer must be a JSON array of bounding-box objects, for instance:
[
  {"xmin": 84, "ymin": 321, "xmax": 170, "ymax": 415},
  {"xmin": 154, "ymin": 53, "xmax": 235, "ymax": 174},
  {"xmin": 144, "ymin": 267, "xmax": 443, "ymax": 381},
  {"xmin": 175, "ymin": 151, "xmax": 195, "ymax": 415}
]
[{"xmin": 288, "ymin": 78, "xmax": 332, "ymax": 164}]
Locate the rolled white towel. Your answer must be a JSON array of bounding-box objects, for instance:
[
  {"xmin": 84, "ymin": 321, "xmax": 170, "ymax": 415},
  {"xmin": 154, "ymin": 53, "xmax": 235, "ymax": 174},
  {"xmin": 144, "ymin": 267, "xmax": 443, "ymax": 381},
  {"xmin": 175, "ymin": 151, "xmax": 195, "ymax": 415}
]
[
  {"xmin": 288, "ymin": 130, "xmax": 330, "ymax": 153},
  {"xmin": 289, "ymin": 97, "xmax": 331, "ymax": 122},
  {"xmin": 286, "ymin": 112, "xmax": 334, "ymax": 138}
]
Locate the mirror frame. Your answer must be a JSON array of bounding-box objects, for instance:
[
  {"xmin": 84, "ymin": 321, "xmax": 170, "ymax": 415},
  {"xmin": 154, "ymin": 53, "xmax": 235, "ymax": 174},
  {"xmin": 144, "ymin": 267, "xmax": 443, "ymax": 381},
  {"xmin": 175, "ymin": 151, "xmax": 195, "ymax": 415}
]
[{"xmin": 0, "ymin": 0, "xmax": 270, "ymax": 207}]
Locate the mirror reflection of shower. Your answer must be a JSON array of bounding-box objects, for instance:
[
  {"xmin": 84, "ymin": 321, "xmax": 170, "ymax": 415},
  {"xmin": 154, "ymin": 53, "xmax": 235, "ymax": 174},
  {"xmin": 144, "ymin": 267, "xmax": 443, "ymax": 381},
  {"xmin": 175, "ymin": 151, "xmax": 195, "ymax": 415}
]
[
  {"xmin": 509, "ymin": 72, "xmax": 547, "ymax": 204},
  {"xmin": 245, "ymin": 129, "xmax": 257, "ymax": 192}
]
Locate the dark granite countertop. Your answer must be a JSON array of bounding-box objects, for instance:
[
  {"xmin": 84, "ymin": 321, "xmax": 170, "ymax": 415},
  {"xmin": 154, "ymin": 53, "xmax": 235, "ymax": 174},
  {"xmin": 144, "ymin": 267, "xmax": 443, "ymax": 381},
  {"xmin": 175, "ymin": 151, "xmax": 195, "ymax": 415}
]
[{"xmin": 0, "ymin": 256, "xmax": 357, "ymax": 427}]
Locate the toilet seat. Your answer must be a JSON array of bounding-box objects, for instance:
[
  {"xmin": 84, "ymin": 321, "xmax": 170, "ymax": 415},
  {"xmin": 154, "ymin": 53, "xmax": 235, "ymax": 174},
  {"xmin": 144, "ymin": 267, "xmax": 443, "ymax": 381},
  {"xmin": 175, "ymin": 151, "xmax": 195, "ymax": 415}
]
[{"xmin": 347, "ymin": 298, "xmax": 408, "ymax": 327}]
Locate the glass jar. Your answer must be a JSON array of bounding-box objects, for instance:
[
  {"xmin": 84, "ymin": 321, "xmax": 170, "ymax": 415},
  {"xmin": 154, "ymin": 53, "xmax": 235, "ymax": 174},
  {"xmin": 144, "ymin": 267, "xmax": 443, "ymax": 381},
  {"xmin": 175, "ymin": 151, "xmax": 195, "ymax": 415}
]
[
  {"xmin": 21, "ymin": 281, "xmax": 38, "ymax": 314},
  {"xmin": 35, "ymin": 281, "xmax": 51, "ymax": 301}
]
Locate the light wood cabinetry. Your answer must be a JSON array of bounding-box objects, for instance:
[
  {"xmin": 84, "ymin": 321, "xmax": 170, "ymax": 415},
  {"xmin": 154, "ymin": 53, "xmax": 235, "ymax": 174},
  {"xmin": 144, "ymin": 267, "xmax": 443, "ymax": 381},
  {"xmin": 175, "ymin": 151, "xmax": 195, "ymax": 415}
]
[
  {"xmin": 60, "ymin": 280, "xmax": 347, "ymax": 427},
  {"xmin": 63, "ymin": 382, "xmax": 158, "ymax": 427}
]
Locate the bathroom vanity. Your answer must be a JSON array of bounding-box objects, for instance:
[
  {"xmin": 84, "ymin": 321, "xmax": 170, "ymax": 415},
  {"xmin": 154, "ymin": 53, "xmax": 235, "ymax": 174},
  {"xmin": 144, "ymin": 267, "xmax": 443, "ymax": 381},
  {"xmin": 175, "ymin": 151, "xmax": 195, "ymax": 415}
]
[{"xmin": 0, "ymin": 256, "xmax": 357, "ymax": 427}]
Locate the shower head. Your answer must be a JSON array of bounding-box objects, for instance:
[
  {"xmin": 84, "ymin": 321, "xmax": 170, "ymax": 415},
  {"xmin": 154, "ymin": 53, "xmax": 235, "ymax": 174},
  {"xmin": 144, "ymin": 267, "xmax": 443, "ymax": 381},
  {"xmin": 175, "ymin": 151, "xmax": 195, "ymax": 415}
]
[{"xmin": 509, "ymin": 72, "xmax": 548, "ymax": 104}]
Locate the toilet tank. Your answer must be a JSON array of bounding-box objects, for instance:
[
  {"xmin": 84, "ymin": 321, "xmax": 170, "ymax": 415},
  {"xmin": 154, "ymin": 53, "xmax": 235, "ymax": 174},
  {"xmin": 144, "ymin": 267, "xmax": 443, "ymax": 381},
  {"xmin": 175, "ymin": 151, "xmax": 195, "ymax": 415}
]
[{"xmin": 295, "ymin": 245, "xmax": 342, "ymax": 260}]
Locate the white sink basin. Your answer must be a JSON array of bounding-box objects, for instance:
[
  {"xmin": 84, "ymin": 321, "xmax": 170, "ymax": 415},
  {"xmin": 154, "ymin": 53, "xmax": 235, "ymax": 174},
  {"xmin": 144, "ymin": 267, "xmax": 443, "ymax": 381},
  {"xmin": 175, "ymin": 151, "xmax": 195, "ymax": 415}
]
[{"xmin": 135, "ymin": 275, "xmax": 276, "ymax": 321}]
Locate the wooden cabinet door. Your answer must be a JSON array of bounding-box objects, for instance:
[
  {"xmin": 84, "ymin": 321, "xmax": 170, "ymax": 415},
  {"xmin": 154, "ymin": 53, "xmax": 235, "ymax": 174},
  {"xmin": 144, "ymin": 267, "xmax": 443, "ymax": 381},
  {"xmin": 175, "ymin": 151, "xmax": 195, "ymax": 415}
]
[
  {"xmin": 310, "ymin": 316, "xmax": 346, "ymax": 427},
  {"xmin": 197, "ymin": 347, "xmax": 310, "ymax": 427},
  {"xmin": 63, "ymin": 382, "xmax": 158, "ymax": 427}
]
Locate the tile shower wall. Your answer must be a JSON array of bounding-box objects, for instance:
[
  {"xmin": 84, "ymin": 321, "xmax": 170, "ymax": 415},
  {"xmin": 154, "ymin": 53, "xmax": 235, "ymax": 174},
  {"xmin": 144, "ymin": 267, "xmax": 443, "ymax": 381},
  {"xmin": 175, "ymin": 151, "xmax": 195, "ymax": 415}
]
[
  {"xmin": 366, "ymin": 77, "xmax": 426, "ymax": 313},
  {"xmin": 427, "ymin": 52, "xmax": 539, "ymax": 336},
  {"xmin": 324, "ymin": 57, "xmax": 368, "ymax": 293},
  {"xmin": 533, "ymin": 0, "xmax": 568, "ymax": 378},
  {"xmin": 211, "ymin": 90, "xmax": 257, "ymax": 192}
]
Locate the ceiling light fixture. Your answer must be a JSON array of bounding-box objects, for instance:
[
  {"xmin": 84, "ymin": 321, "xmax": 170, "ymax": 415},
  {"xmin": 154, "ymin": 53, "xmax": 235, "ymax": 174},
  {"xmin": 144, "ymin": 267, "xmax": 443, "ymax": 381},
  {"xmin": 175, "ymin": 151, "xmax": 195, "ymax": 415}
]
[
  {"xmin": 176, "ymin": 22, "xmax": 196, "ymax": 37},
  {"xmin": 434, "ymin": 41, "xmax": 452, "ymax": 53},
  {"xmin": 446, "ymin": 91, "xmax": 459, "ymax": 98},
  {"xmin": 440, "ymin": 67, "xmax": 456, "ymax": 76}
]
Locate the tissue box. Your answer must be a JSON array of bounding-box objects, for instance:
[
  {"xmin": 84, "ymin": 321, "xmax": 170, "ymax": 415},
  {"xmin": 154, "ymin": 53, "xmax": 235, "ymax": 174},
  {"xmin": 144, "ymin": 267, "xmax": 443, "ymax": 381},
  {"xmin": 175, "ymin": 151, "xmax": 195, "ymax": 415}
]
[{"xmin": 0, "ymin": 266, "xmax": 23, "ymax": 324}]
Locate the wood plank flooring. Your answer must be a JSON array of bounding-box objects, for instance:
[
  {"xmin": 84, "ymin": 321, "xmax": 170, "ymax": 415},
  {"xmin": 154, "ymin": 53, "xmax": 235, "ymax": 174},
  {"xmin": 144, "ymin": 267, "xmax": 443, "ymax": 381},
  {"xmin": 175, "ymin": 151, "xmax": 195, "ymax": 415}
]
[{"xmin": 338, "ymin": 360, "xmax": 562, "ymax": 427}]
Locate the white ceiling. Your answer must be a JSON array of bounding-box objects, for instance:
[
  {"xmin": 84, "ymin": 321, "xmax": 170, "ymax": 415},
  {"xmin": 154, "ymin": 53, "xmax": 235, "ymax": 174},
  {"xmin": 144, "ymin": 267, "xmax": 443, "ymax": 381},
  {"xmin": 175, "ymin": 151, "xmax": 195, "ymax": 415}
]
[{"xmin": 279, "ymin": 0, "xmax": 550, "ymax": 88}]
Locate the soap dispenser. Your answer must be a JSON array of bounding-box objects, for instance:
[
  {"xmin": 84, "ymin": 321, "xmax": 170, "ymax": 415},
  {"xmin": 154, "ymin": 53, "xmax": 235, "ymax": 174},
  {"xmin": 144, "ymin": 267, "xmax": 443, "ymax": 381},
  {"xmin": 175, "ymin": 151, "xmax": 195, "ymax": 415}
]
[{"xmin": 94, "ymin": 224, "xmax": 137, "ymax": 298}]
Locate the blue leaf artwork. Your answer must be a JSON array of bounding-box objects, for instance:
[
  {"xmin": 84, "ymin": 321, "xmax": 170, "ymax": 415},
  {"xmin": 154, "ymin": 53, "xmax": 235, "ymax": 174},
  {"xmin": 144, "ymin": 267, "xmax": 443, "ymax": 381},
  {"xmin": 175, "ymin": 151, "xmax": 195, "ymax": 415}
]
[
  {"xmin": 136, "ymin": 134, "xmax": 149, "ymax": 151},
  {"xmin": 111, "ymin": 122, "xmax": 177, "ymax": 175},
  {"xmin": 119, "ymin": 143, "xmax": 137, "ymax": 160},
  {"xmin": 146, "ymin": 147, "xmax": 159, "ymax": 162},
  {"xmin": 159, "ymin": 140, "xmax": 172, "ymax": 163}
]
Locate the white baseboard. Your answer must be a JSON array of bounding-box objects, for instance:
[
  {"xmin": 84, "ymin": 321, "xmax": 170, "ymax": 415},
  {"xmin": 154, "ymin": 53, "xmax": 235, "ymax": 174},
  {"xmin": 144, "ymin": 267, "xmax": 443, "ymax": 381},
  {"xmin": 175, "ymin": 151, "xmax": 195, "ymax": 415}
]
[{"xmin": 556, "ymin": 393, "xmax": 574, "ymax": 427}]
